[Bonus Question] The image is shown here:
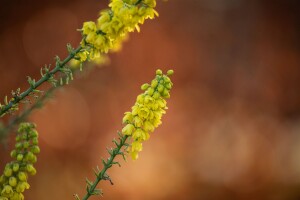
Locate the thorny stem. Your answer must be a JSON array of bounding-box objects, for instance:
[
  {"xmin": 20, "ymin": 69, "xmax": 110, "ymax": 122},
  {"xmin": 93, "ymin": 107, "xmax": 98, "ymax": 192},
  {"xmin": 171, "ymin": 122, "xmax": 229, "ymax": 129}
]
[
  {"xmin": 81, "ymin": 135, "xmax": 129, "ymax": 200},
  {"xmin": 0, "ymin": 46, "xmax": 82, "ymax": 117}
]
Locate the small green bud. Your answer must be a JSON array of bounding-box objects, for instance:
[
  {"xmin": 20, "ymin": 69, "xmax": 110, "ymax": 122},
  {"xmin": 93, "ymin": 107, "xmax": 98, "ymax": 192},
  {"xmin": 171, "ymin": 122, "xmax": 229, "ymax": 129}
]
[
  {"xmin": 15, "ymin": 142, "xmax": 23, "ymax": 149},
  {"xmin": 22, "ymin": 134, "xmax": 27, "ymax": 140},
  {"xmin": 157, "ymin": 85, "xmax": 164, "ymax": 93},
  {"xmin": 0, "ymin": 175, "xmax": 6, "ymax": 184},
  {"xmin": 147, "ymin": 88, "xmax": 155, "ymax": 96},
  {"xmin": 9, "ymin": 177, "xmax": 17, "ymax": 187},
  {"xmin": 12, "ymin": 163, "xmax": 19, "ymax": 172},
  {"xmin": 18, "ymin": 172, "xmax": 27, "ymax": 182},
  {"xmin": 163, "ymin": 76, "xmax": 171, "ymax": 83},
  {"xmin": 16, "ymin": 154, "xmax": 23, "ymax": 161},
  {"xmin": 25, "ymin": 152, "xmax": 35, "ymax": 162},
  {"xmin": 153, "ymin": 92, "xmax": 161, "ymax": 99},
  {"xmin": 165, "ymin": 83, "xmax": 172, "ymax": 90},
  {"xmin": 26, "ymin": 164, "xmax": 36, "ymax": 175},
  {"xmin": 23, "ymin": 141, "xmax": 30, "ymax": 148},
  {"xmin": 2, "ymin": 185, "xmax": 13, "ymax": 196},
  {"xmin": 167, "ymin": 69, "xmax": 174, "ymax": 76},
  {"xmin": 32, "ymin": 138, "xmax": 38, "ymax": 145},
  {"xmin": 151, "ymin": 79, "xmax": 158, "ymax": 88},
  {"xmin": 10, "ymin": 150, "xmax": 17, "ymax": 158},
  {"xmin": 29, "ymin": 130, "xmax": 38, "ymax": 138},
  {"xmin": 4, "ymin": 167, "xmax": 13, "ymax": 177},
  {"xmin": 29, "ymin": 154, "xmax": 37, "ymax": 163},
  {"xmin": 141, "ymin": 83, "xmax": 150, "ymax": 90},
  {"xmin": 16, "ymin": 135, "xmax": 22, "ymax": 142},
  {"xmin": 31, "ymin": 146, "xmax": 40, "ymax": 154},
  {"xmin": 162, "ymin": 89, "xmax": 170, "ymax": 98},
  {"xmin": 156, "ymin": 69, "xmax": 162, "ymax": 75}
]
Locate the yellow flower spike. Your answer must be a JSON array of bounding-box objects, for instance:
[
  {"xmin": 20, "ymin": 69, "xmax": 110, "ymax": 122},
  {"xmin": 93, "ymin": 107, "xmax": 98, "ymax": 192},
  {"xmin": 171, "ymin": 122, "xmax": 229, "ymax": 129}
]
[
  {"xmin": 80, "ymin": 0, "xmax": 158, "ymax": 59},
  {"xmin": 120, "ymin": 69, "xmax": 174, "ymax": 160}
]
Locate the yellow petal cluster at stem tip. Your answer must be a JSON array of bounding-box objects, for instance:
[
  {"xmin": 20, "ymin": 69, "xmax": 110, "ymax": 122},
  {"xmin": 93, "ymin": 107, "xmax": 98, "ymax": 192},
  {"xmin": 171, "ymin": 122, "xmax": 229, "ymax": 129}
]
[
  {"xmin": 122, "ymin": 69, "xmax": 174, "ymax": 160},
  {"xmin": 0, "ymin": 123, "xmax": 39, "ymax": 200},
  {"xmin": 74, "ymin": 0, "xmax": 158, "ymax": 65}
]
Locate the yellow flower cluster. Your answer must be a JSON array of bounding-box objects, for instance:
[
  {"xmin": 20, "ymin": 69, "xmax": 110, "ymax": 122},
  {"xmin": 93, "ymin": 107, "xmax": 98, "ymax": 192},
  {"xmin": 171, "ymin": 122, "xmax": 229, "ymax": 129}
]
[
  {"xmin": 0, "ymin": 123, "xmax": 40, "ymax": 200},
  {"xmin": 122, "ymin": 69, "xmax": 174, "ymax": 160},
  {"xmin": 76, "ymin": 0, "xmax": 158, "ymax": 63}
]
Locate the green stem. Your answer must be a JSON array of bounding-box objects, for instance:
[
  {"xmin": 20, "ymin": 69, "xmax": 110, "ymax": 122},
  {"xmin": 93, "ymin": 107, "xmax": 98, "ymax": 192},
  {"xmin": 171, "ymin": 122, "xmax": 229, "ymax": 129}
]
[
  {"xmin": 81, "ymin": 135, "xmax": 129, "ymax": 200},
  {"xmin": 0, "ymin": 87, "xmax": 56, "ymax": 142},
  {"xmin": 0, "ymin": 46, "xmax": 82, "ymax": 117}
]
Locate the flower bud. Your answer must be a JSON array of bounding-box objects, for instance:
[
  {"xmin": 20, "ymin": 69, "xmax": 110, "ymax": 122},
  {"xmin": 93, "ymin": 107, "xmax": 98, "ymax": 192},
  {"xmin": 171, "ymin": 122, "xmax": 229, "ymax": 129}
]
[
  {"xmin": 15, "ymin": 143, "xmax": 23, "ymax": 150},
  {"xmin": 156, "ymin": 69, "xmax": 162, "ymax": 75},
  {"xmin": 152, "ymin": 91, "xmax": 161, "ymax": 99},
  {"xmin": 16, "ymin": 154, "xmax": 23, "ymax": 161},
  {"xmin": 157, "ymin": 85, "xmax": 164, "ymax": 93},
  {"xmin": 141, "ymin": 83, "xmax": 150, "ymax": 90},
  {"xmin": 10, "ymin": 150, "xmax": 17, "ymax": 158},
  {"xmin": 9, "ymin": 177, "xmax": 17, "ymax": 187},
  {"xmin": 151, "ymin": 79, "xmax": 158, "ymax": 88},
  {"xmin": 12, "ymin": 163, "xmax": 19, "ymax": 172},
  {"xmin": 18, "ymin": 172, "xmax": 27, "ymax": 182},
  {"xmin": 122, "ymin": 124, "xmax": 135, "ymax": 136},
  {"xmin": 26, "ymin": 164, "xmax": 36, "ymax": 175},
  {"xmin": 23, "ymin": 141, "xmax": 30, "ymax": 149},
  {"xmin": 167, "ymin": 69, "xmax": 174, "ymax": 76},
  {"xmin": 1, "ymin": 185, "xmax": 13, "ymax": 196},
  {"xmin": 32, "ymin": 138, "xmax": 38, "ymax": 145},
  {"xmin": 147, "ymin": 88, "xmax": 154, "ymax": 96},
  {"xmin": 4, "ymin": 167, "xmax": 12, "ymax": 177},
  {"xmin": 30, "ymin": 146, "xmax": 40, "ymax": 154}
]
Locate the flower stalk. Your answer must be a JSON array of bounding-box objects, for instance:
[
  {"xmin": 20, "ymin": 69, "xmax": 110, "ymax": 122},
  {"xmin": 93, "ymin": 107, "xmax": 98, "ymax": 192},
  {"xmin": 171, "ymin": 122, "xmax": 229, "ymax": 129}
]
[
  {"xmin": 0, "ymin": 46, "xmax": 82, "ymax": 117},
  {"xmin": 75, "ymin": 134, "xmax": 129, "ymax": 200}
]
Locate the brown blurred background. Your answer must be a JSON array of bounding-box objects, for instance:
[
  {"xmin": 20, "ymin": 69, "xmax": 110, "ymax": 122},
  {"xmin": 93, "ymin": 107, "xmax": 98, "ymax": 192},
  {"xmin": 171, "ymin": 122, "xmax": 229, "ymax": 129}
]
[{"xmin": 1, "ymin": 0, "xmax": 300, "ymax": 199}]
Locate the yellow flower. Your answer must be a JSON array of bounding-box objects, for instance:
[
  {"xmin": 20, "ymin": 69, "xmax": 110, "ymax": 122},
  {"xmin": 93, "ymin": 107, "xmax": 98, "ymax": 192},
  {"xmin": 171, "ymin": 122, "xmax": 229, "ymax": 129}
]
[
  {"xmin": 132, "ymin": 128, "xmax": 149, "ymax": 141},
  {"xmin": 122, "ymin": 112, "xmax": 134, "ymax": 124},
  {"xmin": 122, "ymin": 124, "xmax": 135, "ymax": 136},
  {"xmin": 133, "ymin": 116, "xmax": 143, "ymax": 127},
  {"xmin": 138, "ymin": 107, "xmax": 150, "ymax": 119},
  {"xmin": 131, "ymin": 141, "xmax": 143, "ymax": 152},
  {"xmin": 82, "ymin": 22, "xmax": 97, "ymax": 35}
]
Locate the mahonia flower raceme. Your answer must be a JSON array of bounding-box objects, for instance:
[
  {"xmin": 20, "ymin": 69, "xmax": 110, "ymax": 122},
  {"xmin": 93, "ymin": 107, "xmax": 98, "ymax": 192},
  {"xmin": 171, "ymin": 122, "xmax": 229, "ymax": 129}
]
[
  {"xmin": 75, "ymin": 0, "xmax": 158, "ymax": 63},
  {"xmin": 0, "ymin": 123, "xmax": 40, "ymax": 200},
  {"xmin": 122, "ymin": 69, "xmax": 174, "ymax": 160}
]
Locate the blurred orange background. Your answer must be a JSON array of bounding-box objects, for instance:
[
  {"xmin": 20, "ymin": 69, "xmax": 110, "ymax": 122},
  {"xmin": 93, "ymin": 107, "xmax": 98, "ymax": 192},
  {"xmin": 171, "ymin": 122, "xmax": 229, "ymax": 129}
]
[{"xmin": 1, "ymin": 0, "xmax": 300, "ymax": 199}]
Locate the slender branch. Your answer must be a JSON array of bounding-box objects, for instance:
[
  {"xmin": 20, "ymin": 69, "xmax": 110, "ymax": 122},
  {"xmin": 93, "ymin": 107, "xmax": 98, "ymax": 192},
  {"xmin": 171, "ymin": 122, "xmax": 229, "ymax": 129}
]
[
  {"xmin": 0, "ymin": 87, "xmax": 56, "ymax": 142},
  {"xmin": 0, "ymin": 46, "xmax": 82, "ymax": 116},
  {"xmin": 81, "ymin": 135, "xmax": 129, "ymax": 200}
]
